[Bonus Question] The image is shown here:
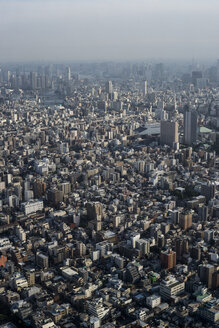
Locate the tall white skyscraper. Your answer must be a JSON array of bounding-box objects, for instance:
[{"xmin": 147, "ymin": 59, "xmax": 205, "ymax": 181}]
[
  {"xmin": 143, "ymin": 80, "xmax": 147, "ymax": 97},
  {"xmin": 106, "ymin": 80, "xmax": 113, "ymax": 94},
  {"xmin": 66, "ymin": 66, "xmax": 71, "ymax": 81},
  {"xmin": 184, "ymin": 106, "xmax": 197, "ymax": 145}
]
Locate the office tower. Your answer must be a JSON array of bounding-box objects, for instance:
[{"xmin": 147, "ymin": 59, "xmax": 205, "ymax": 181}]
[
  {"xmin": 198, "ymin": 264, "xmax": 215, "ymax": 289},
  {"xmin": 161, "ymin": 223, "xmax": 170, "ymax": 235},
  {"xmin": 184, "ymin": 106, "xmax": 197, "ymax": 145},
  {"xmin": 33, "ymin": 179, "xmax": 46, "ymax": 198},
  {"xmin": 66, "ymin": 66, "xmax": 71, "ymax": 81},
  {"xmin": 36, "ymin": 252, "xmax": 49, "ymax": 269},
  {"xmin": 191, "ymin": 246, "xmax": 201, "ymax": 261},
  {"xmin": 136, "ymin": 160, "xmax": 145, "ymax": 173},
  {"xmin": 171, "ymin": 210, "xmax": 180, "ymax": 224},
  {"xmin": 160, "ymin": 249, "xmax": 176, "ymax": 269},
  {"xmin": 87, "ymin": 202, "xmax": 103, "ymax": 231},
  {"xmin": 161, "ymin": 109, "xmax": 168, "ymax": 120},
  {"xmin": 158, "ymin": 234, "xmax": 165, "ymax": 248},
  {"xmin": 5, "ymin": 70, "xmax": 11, "ymax": 82},
  {"xmin": 154, "ymin": 63, "xmax": 164, "ymax": 81},
  {"xmin": 41, "ymin": 75, "xmax": 46, "ymax": 89},
  {"xmin": 59, "ymin": 142, "xmax": 69, "ymax": 154},
  {"xmin": 45, "ymin": 64, "xmax": 53, "ymax": 79},
  {"xmin": 60, "ymin": 182, "xmax": 71, "ymax": 195},
  {"xmin": 175, "ymin": 238, "xmax": 188, "ymax": 261},
  {"xmin": 78, "ymin": 268, "xmax": 88, "ymax": 283},
  {"xmin": 142, "ymin": 80, "xmax": 147, "ymax": 97},
  {"xmin": 192, "ymin": 70, "xmax": 202, "ymax": 86},
  {"xmin": 47, "ymin": 189, "xmax": 64, "ymax": 206},
  {"xmin": 106, "ymin": 80, "xmax": 113, "ymax": 94},
  {"xmin": 26, "ymin": 270, "xmax": 35, "ymax": 286},
  {"xmin": 135, "ymin": 239, "xmax": 150, "ymax": 255},
  {"xmin": 204, "ymin": 230, "xmax": 214, "ymax": 243},
  {"xmin": 86, "ymin": 202, "xmax": 103, "ymax": 221},
  {"xmin": 39, "ymin": 131, "xmax": 46, "ymax": 144},
  {"xmin": 30, "ymin": 72, "xmax": 37, "ymax": 90},
  {"xmin": 126, "ymin": 265, "xmax": 140, "ymax": 283},
  {"xmin": 185, "ymin": 147, "xmax": 193, "ymax": 159},
  {"xmin": 179, "ymin": 212, "xmax": 192, "ymax": 230},
  {"xmin": 37, "ymin": 76, "xmax": 41, "ymax": 89},
  {"xmin": 201, "ymin": 182, "xmax": 216, "ymax": 202},
  {"xmin": 212, "ymin": 270, "xmax": 219, "ymax": 290},
  {"xmin": 113, "ymin": 216, "xmax": 120, "ymax": 229},
  {"xmin": 160, "ymin": 120, "xmax": 179, "ymax": 147},
  {"xmin": 76, "ymin": 242, "xmax": 86, "ymax": 257},
  {"xmin": 112, "ymin": 91, "xmax": 118, "ymax": 101}
]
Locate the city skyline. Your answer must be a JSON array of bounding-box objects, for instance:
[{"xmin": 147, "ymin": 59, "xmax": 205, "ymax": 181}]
[{"xmin": 0, "ymin": 1, "xmax": 219, "ymax": 327}]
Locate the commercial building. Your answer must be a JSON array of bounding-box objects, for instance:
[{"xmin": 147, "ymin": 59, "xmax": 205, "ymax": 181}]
[
  {"xmin": 21, "ymin": 200, "xmax": 44, "ymax": 215},
  {"xmin": 160, "ymin": 276, "xmax": 185, "ymax": 300},
  {"xmin": 160, "ymin": 120, "xmax": 178, "ymax": 147},
  {"xmin": 184, "ymin": 106, "xmax": 197, "ymax": 145},
  {"xmin": 160, "ymin": 249, "xmax": 176, "ymax": 269}
]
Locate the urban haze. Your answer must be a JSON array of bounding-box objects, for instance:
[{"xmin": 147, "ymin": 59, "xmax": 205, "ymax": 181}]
[{"xmin": 0, "ymin": 0, "xmax": 219, "ymax": 62}]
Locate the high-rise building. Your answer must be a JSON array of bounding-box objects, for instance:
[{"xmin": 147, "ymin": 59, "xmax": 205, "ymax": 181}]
[
  {"xmin": 106, "ymin": 81, "xmax": 113, "ymax": 94},
  {"xmin": 160, "ymin": 249, "xmax": 176, "ymax": 269},
  {"xmin": 160, "ymin": 120, "xmax": 179, "ymax": 147},
  {"xmin": 198, "ymin": 264, "xmax": 215, "ymax": 289},
  {"xmin": 175, "ymin": 238, "xmax": 189, "ymax": 261},
  {"xmin": 86, "ymin": 202, "xmax": 103, "ymax": 221},
  {"xmin": 59, "ymin": 142, "xmax": 69, "ymax": 154},
  {"xmin": 198, "ymin": 205, "xmax": 208, "ymax": 220},
  {"xmin": 126, "ymin": 265, "xmax": 140, "ymax": 283},
  {"xmin": 191, "ymin": 246, "xmax": 201, "ymax": 261},
  {"xmin": 135, "ymin": 239, "xmax": 150, "ymax": 255},
  {"xmin": 60, "ymin": 182, "xmax": 71, "ymax": 195},
  {"xmin": 66, "ymin": 66, "xmax": 71, "ymax": 81},
  {"xmin": 26, "ymin": 269, "xmax": 35, "ymax": 287},
  {"xmin": 30, "ymin": 72, "xmax": 37, "ymax": 90},
  {"xmin": 36, "ymin": 252, "xmax": 49, "ymax": 269},
  {"xmin": 179, "ymin": 212, "xmax": 192, "ymax": 230},
  {"xmin": 33, "ymin": 179, "xmax": 46, "ymax": 199},
  {"xmin": 212, "ymin": 270, "xmax": 219, "ymax": 290},
  {"xmin": 142, "ymin": 80, "xmax": 147, "ymax": 97},
  {"xmin": 158, "ymin": 234, "xmax": 165, "ymax": 248},
  {"xmin": 201, "ymin": 182, "xmax": 216, "ymax": 202},
  {"xmin": 192, "ymin": 70, "xmax": 202, "ymax": 86},
  {"xmin": 184, "ymin": 106, "xmax": 197, "ymax": 145},
  {"xmin": 76, "ymin": 242, "xmax": 86, "ymax": 257},
  {"xmin": 47, "ymin": 189, "xmax": 64, "ymax": 206},
  {"xmin": 197, "ymin": 303, "xmax": 219, "ymax": 324}
]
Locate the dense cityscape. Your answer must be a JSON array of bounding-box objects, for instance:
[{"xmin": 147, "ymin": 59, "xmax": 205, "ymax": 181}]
[{"xmin": 0, "ymin": 60, "xmax": 218, "ymax": 328}]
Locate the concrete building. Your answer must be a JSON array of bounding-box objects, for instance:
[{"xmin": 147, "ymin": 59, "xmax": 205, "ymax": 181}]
[
  {"xmin": 160, "ymin": 120, "xmax": 178, "ymax": 147},
  {"xmin": 160, "ymin": 276, "xmax": 185, "ymax": 300},
  {"xmin": 184, "ymin": 106, "xmax": 197, "ymax": 145},
  {"xmin": 146, "ymin": 295, "xmax": 161, "ymax": 308},
  {"xmin": 160, "ymin": 249, "xmax": 176, "ymax": 269},
  {"xmin": 21, "ymin": 200, "xmax": 44, "ymax": 215}
]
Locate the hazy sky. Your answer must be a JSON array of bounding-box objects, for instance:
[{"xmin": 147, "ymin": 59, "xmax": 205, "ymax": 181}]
[{"xmin": 0, "ymin": 0, "xmax": 219, "ymax": 62}]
